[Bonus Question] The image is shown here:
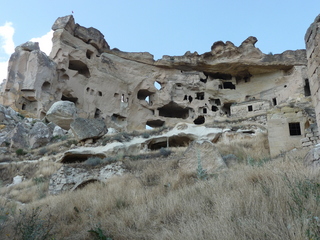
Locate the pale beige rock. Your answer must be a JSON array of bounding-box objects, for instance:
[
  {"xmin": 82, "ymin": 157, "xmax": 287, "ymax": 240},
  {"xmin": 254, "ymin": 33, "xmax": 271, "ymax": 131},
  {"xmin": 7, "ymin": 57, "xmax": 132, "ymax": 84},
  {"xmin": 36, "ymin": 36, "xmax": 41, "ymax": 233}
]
[
  {"xmin": 46, "ymin": 101, "xmax": 77, "ymax": 130},
  {"xmin": 48, "ymin": 162, "xmax": 124, "ymax": 195},
  {"xmin": 70, "ymin": 117, "xmax": 107, "ymax": 141},
  {"xmin": 304, "ymin": 145, "xmax": 320, "ymax": 167},
  {"xmin": 0, "ymin": 14, "xmax": 317, "ymax": 157}
]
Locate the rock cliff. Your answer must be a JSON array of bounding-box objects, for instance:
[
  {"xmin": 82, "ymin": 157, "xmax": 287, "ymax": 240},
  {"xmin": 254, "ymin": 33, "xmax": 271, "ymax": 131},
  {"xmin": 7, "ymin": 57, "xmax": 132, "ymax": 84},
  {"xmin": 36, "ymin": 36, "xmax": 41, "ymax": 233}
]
[{"xmin": 0, "ymin": 15, "xmax": 316, "ymax": 157}]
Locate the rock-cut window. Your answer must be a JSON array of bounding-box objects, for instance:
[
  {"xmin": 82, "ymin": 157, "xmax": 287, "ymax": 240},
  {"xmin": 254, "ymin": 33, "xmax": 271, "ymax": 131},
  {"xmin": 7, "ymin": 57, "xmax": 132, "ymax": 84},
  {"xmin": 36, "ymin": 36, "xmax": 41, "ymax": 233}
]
[{"xmin": 289, "ymin": 122, "xmax": 301, "ymax": 136}]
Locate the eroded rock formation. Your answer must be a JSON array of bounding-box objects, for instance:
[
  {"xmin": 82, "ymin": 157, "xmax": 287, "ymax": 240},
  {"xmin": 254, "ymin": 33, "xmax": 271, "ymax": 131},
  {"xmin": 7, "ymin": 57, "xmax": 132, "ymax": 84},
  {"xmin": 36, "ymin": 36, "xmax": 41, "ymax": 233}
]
[{"xmin": 0, "ymin": 15, "xmax": 317, "ymax": 157}]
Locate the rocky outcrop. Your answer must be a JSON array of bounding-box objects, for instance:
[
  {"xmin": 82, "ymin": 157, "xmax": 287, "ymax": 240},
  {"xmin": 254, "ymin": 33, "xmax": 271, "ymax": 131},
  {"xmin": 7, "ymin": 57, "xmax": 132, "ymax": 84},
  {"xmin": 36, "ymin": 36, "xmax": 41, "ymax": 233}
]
[
  {"xmin": 70, "ymin": 117, "xmax": 107, "ymax": 141},
  {"xmin": 0, "ymin": 14, "xmax": 315, "ymax": 156},
  {"xmin": 46, "ymin": 101, "xmax": 77, "ymax": 130},
  {"xmin": 0, "ymin": 104, "xmax": 69, "ymax": 150},
  {"xmin": 304, "ymin": 145, "xmax": 320, "ymax": 167},
  {"xmin": 29, "ymin": 122, "xmax": 51, "ymax": 149},
  {"xmin": 48, "ymin": 163, "xmax": 124, "ymax": 195},
  {"xmin": 305, "ymin": 14, "xmax": 320, "ymax": 130},
  {"xmin": 0, "ymin": 41, "xmax": 58, "ymax": 118}
]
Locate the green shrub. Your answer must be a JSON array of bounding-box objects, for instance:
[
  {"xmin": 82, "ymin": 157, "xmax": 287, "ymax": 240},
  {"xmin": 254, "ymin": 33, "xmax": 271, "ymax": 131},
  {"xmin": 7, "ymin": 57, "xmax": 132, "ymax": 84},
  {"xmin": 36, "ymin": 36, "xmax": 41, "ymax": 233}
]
[
  {"xmin": 88, "ymin": 227, "xmax": 113, "ymax": 240},
  {"xmin": 16, "ymin": 149, "xmax": 27, "ymax": 156},
  {"xmin": 32, "ymin": 177, "xmax": 46, "ymax": 185}
]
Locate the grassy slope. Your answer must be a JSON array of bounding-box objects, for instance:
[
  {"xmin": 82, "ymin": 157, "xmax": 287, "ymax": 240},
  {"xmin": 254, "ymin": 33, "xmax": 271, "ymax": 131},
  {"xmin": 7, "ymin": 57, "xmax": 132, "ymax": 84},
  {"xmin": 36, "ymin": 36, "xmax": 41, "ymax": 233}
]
[{"xmin": 1, "ymin": 150, "xmax": 320, "ymax": 240}]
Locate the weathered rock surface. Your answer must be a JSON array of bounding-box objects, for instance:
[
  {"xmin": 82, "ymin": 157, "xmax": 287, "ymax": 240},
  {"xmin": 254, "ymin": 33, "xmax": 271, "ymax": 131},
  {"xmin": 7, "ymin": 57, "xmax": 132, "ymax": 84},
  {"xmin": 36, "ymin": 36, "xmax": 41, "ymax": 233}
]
[
  {"xmin": 52, "ymin": 125, "xmax": 67, "ymax": 138},
  {"xmin": 70, "ymin": 117, "xmax": 107, "ymax": 141},
  {"xmin": 49, "ymin": 163, "xmax": 124, "ymax": 195},
  {"xmin": 9, "ymin": 123, "xmax": 29, "ymax": 149},
  {"xmin": 0, "ymin": 14, "xmax": 317, "ymax": 157},
  {"xmin": 304, "ymin": 145, "xmax": 320, "ymax": 167},
  {"xmin": 29, "ymin": 122, "xmax": 51, "ymax": 149},
  {"xmin": 46, "ymin": 101, "xmax": 77, "ymax": 130}
]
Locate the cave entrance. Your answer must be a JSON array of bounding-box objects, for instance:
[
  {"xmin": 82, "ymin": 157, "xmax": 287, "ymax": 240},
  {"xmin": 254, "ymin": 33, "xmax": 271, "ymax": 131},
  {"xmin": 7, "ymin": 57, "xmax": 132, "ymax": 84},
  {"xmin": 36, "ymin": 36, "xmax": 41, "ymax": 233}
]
[
  {"xmin": 61, "ymin": 95, "xmax": 78, "ymax": 104},
  {"xmin": 41, "ymin": 81, "xmax": 51, "ymax": 92},
  {"xmin": 94, "ymin": 108, "xmax": 102, "ymax": 118},
  {"xmin": 222, "ymin": 82, "xmax": 236, "ymax": 89},
  {"xmin": 193, "ymin": 116, "xmax": 205, "ymax": 125},
  {"xmin": 208, "ymin": 72, "xmax": 232, "ymax": 80},
  {"xmin": 158, "ymin": 102, "xmax": 191, "ymax": 119},
  {"xmin": 137, "ymin": 89, "xmax": 154, "ymax": 105},
  {"xmin": 111, "ymin": 114, "xmax": 126, "ymax": 126},
  {"xmin": 147, "ymin": 135, "xmax": 193, "ymax": 150},
  {"xmin": 68, "ymin": 60, "xmax": 91, "ymax": 78},
  {"xmin": 146, "ymin": 119, "xmax": 165, "ymax": 128},
  {"xmin": 221, "ymin": 102, "xmax": 234, "ymax": 116},
  {"xmin": 304, "ymin": 79, "xmax": 311, "ymax": 97},
  {"xmin": 195, "ymin": 92, "xmax": 205, "ymax": 100},
  {"xmin": 60, "ymin": 154, "xmax": 106, "ymax": 163}
]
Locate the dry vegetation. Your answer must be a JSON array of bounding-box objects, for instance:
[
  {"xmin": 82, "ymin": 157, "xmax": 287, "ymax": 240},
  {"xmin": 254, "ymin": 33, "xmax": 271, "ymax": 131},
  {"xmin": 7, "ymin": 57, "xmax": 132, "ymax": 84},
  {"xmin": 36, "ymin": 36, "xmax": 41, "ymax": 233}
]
[{"xmin": 1, "ymin": 144, "xmax": 320, "ymax": 239}]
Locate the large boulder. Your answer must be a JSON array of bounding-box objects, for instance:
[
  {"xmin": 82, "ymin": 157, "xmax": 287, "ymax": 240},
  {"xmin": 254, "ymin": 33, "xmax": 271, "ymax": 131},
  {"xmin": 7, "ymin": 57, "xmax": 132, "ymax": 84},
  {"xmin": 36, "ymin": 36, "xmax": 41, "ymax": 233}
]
[
  {"xmin": 46, "ymin": 101, "xmax": 77, "ymax": 130},
  {"xmin": 70, "ymin": 117, "xmax": 107, "ymax": 141},
  {"xmin": 29, "ymin": 122, "xmax": 51, "ymax": 149},
  {"xmin": 304, "ymin": 145, "xmax": 320, "ymax": 167}
]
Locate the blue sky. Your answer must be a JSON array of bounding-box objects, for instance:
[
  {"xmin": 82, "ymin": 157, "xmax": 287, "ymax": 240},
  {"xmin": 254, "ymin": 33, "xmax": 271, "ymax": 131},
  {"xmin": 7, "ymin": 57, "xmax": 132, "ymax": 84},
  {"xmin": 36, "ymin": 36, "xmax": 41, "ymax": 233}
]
[{"xmin": 0, "ymin": 0, "xmax": 320, "ymax": 81}]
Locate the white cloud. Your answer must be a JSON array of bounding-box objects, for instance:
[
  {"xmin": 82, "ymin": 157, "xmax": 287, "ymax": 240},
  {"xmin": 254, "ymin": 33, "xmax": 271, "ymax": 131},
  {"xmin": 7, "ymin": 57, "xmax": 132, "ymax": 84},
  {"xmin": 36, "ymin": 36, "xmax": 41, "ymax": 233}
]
[
  {"xmin": 0, "ymin": 22, "xmax": 15, "ymax": 55},
  {"xmin": 0, "ymin": 22, "xmax": 14, "ymax": 82},
  {"xmin": 0, "ymin": 60, "xmax": 8, "ymax": 81},
  {"xmin": 30, "ymin": 30, "xmax": 53, "ymax": 55}
]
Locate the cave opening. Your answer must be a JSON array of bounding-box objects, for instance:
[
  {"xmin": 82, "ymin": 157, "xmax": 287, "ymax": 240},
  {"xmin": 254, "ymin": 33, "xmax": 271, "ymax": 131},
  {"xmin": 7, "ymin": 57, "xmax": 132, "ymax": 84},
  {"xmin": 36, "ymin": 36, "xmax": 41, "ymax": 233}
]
[
  {"xmin": 146, "ymin": 119, "xmax": 165, "ymax": 128},
  {"xmin": 223, "ymin": 82, "xmax": 236, "ymax": 89},
  {"xmin": 209, "ymin": 98, "xmax": 221, "ymax": 106},
  {"xmin": 304, "ymin": 79, "xmax": 311, "ymax": 97},
  {"xmin": 195, "ymin": 92, "xmax": 205, "ymax": 100},
  {"xmin": 193, "ymin": 116, "xmax": 205, "ymax": 125},
  {"xmin": 221, "ymin": 102, "xmax": 234, "ymax": 116},
  {"xmin": 41, "ymin": 81, "xmax": 51, "ymax": 92},
  {"xmin": 94, "ymin": 108, "xmax": 102, "ymax": 118},
  {"xmin": 86, "ymin": 50, "xmax": 94, "ymax": 59},
  {"xmin": 61, "ymin": 94, "xmax": 78, "ymax": 104},
  {"xmin": 61, "ymin": 154, "xmax": 106, "ymax": 163},
  {"xmin": 158, "ymin": 102, "xmax": 191, "ymax": 119},
  {"xmin": 209, "ymin": 72, "xmax": 232, "ymax": 80},
  {"xmin": 68, "ymin": 60, "xmax": 91, "ymax": 78},
  {"xmin": 211, "ymin": 106, "xmax": 219, "ymax": 112},
  {"xmin": 147, "ymin": 135, "xmax": 193, "ymax": 150}
]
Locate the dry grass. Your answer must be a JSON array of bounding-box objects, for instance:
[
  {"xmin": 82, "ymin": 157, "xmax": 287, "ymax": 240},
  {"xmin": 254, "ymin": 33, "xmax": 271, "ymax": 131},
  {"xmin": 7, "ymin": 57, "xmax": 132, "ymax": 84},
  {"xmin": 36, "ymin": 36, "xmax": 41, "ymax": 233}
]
[
  {"xmin": 0, "ymin": 161, "xmax": 61, "ymax": 203},
  {"xmin": 1, "ymin": 152, "xmax": 320, "ymax": 239},
  {"xmin": 216, "ymin": 130, "xmax": 270, "ymax": 164}
]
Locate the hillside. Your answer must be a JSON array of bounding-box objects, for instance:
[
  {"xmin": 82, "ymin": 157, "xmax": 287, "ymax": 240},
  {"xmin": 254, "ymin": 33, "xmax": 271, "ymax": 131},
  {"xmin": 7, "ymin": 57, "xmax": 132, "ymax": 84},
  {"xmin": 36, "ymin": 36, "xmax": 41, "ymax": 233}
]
[{"xmin": 1, "ymin": 14, "xmax": 320, "ymax": 239}]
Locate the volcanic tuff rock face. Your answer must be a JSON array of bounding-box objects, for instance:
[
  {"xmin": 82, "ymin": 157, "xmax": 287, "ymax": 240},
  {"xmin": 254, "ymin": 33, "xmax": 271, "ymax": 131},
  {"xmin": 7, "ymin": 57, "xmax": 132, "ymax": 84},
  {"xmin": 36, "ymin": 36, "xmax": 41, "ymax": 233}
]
[
  {"xmin": 0, "ymin": 14, "xmax": 316, "ymax": 157},
  {"xmin": 0, "ymin": 15, "xmax": 309, "ymax": 130}
]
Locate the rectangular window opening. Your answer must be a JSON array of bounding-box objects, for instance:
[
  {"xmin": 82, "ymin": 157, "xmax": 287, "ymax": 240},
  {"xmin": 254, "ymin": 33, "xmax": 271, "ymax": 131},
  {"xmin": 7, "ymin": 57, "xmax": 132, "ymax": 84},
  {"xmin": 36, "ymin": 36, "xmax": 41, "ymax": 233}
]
[
  {"xmin": 248, "ymin": 105, "xmax": 253, "ymax": 112},
  {"xmin": 289, "ymin": 122, "xmax": 301, "ymax": 136},
  {"xmin": 272, "ymin": 98, "xmax": 277, "ymax": 106}
]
